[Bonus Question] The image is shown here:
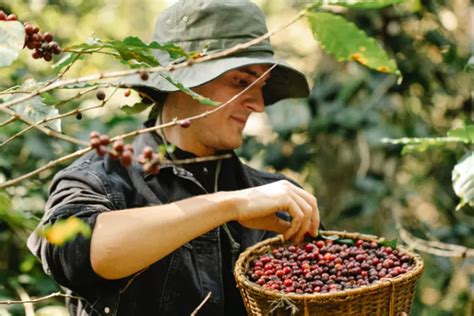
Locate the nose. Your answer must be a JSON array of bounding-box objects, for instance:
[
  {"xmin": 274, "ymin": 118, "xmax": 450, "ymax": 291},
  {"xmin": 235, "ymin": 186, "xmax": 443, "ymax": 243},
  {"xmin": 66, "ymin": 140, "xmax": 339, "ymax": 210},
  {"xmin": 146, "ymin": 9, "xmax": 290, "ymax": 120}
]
[{"xmin": 243, "ymin": 87, "xmax": 265, "ymax": 113}]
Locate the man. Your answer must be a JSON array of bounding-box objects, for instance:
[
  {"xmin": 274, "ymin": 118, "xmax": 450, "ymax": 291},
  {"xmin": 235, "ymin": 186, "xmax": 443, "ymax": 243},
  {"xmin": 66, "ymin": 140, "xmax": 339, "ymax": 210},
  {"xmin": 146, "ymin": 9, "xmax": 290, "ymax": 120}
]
[{"xmin": 28, "ymin": 1, "xmax": 320, "ymax": 315}]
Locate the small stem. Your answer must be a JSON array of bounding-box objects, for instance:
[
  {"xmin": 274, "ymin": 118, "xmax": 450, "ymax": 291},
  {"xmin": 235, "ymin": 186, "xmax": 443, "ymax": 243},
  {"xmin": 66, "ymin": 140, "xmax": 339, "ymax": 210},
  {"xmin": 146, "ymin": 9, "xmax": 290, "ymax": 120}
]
[
  {"xmin": 190, "ymin": 292, "xmax": 212, "ymax": 316},
  {"xmin": 0, "ymin": 116, "xmax": 17, "ymax": 127}
]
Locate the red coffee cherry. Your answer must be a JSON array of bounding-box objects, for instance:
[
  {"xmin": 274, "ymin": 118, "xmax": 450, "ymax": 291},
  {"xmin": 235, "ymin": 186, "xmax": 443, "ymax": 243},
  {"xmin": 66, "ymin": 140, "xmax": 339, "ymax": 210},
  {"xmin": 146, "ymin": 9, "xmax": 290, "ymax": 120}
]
[{"xmin": 180, "ymin": 119, "xmax": 191, "ymax": 128}]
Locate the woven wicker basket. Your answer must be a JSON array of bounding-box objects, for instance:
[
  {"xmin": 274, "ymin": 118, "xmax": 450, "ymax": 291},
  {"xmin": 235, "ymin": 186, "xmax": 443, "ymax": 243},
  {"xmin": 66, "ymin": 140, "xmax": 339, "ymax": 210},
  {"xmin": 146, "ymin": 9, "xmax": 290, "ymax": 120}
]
[{"xmin": 234, "ymin": 231, "xmax": 424, "ymax": 316}]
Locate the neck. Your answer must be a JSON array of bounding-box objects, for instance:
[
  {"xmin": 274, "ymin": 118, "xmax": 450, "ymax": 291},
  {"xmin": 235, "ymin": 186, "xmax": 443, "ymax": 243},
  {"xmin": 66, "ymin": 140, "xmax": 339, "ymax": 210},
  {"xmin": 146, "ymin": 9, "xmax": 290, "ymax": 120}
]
[{"xmin": 160, "ymin": 106, "xmax": 216, "ymax": 157}]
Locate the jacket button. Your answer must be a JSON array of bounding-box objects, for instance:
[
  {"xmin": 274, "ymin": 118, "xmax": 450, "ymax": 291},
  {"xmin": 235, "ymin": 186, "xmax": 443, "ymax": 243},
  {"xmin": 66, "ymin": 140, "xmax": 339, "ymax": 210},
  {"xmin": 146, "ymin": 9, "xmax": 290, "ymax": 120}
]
[{"xmin": 104, "ymin": 307, "xmax": 110, "ymax": 314}]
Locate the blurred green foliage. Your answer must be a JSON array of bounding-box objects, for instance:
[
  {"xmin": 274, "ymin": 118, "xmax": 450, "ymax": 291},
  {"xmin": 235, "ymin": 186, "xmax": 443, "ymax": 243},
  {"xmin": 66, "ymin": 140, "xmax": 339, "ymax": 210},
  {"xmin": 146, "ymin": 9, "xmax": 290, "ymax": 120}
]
[{"xmin": 0, "ymin": 0, "xmax": 472, "ymax": 315}]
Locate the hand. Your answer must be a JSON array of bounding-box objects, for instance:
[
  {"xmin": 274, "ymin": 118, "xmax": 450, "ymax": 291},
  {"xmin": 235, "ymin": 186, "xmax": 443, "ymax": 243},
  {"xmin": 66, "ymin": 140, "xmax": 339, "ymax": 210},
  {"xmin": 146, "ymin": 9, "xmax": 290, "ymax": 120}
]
[{"xmin": 231, "ymin": 180, "xmax": 319, "ymax": 243}]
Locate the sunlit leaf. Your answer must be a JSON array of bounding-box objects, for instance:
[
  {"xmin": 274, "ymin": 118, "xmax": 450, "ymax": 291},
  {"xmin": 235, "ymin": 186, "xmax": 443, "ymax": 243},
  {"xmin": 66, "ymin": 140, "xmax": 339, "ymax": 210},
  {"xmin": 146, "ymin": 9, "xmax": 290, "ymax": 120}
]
[
  {"xmin": 0, "ymin": 20, "xmax": 24, "ymax": 67},
  {"xmin": 452, "ymin": 152, "xmax": 474, "ymax": 210},
  {"xmin": 160, "ymin": 74, "xmax": 221, "ymax": 106},
  {"xmin": 52, "ymin": 53, "xmax": 84, "ymax": 73},
  {"xmin": 378, "ymin": 238, "xmax": 397, "ymax": 249},
  {"xmin": 381, "ymin": 136, "xmax": 469, "ymax": 154},
  {"xmin": 40, "ymin": 217, "xmax": 91, "ymax": 245},
  {"xmin": 307, "ymin": 12, "xmax": 399, "ymax": 75}
]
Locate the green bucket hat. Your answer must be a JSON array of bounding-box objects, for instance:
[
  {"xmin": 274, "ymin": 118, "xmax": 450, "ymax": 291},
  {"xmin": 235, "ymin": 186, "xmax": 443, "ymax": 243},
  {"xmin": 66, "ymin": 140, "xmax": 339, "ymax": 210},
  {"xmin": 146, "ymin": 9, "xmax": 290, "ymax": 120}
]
[{"xmin": 126, "ymin": 0, "xmax": 309, "ymax": 106}]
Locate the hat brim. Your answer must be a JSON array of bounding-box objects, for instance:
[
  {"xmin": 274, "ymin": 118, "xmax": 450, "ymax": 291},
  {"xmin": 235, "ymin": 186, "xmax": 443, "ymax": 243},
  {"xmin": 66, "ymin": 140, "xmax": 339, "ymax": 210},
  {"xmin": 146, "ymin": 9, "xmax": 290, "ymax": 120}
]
[{"xmin": 122, "ymin": 56, "xmax": 309, "ymax": 106}]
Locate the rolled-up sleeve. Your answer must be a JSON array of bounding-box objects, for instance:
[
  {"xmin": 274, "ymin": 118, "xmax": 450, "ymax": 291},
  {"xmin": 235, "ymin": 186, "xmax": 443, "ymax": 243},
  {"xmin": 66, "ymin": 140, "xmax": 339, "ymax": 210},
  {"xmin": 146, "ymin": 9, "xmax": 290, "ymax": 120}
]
[{"xmin": 27, "ymin": 164, "xmax": 121, "ymax": 294}]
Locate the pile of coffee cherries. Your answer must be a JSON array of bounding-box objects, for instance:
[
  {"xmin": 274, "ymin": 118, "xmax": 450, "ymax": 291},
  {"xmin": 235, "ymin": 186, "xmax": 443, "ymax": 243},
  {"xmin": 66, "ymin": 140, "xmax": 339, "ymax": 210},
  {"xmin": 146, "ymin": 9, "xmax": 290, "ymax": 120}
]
[{"xmin": 246, "ymin": 237, "xmax": 414, "ymax": 294}]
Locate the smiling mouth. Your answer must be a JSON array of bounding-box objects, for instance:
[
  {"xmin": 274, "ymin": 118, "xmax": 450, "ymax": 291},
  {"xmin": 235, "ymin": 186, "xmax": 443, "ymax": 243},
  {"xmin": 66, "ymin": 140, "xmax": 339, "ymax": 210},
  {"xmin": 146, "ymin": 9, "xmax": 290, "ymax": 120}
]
[{"xmin": 230, "ymin": 116, "xmax": 247, "ymax": 126}]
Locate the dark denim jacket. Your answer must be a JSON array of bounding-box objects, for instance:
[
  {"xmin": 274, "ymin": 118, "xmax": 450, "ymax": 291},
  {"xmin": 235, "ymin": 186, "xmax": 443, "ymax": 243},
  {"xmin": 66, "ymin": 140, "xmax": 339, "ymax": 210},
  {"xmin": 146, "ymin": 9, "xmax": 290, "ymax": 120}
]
[{"xmin": 27, "ymin": 130, "xmax": 297, "ymax": 316}]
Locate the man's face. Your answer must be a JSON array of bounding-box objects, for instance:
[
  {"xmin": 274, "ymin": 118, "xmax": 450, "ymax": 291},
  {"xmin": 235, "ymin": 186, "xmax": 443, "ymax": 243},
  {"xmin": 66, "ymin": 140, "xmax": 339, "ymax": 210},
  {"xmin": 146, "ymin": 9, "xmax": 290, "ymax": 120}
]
[{"xmin": 165, "ymin": 64, "xmax": 271, "ymax": 155}]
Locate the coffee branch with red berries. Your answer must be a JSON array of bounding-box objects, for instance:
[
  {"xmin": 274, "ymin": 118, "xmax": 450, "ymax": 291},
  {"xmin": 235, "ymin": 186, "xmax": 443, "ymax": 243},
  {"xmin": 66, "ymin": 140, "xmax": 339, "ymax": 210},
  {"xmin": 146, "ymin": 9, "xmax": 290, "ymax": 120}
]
[{"xmin": 0, "ymin": 10, "xmax": 62, "ymax": 62}]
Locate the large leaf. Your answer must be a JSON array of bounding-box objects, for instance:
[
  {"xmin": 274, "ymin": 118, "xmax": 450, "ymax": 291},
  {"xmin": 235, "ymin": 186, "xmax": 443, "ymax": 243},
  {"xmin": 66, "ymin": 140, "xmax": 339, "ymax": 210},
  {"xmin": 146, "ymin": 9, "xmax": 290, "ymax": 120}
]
[
  {"xmin": 8, "ymin": 79, "xmax": 61, "ymax": 132},
  {"xmin": 452, "ymin": 152, "xmax": 474, "ymax": 210},
  {"xmin": 0, "ymin": 20, "xmax": 25, "ymax": 67},
  {"xmin": 313, "ymin": 0, "xmax": 402, "ymax": 9},
  {"xmin": 307, "ymin": 12, "xmax": 399, "ymax": 75}
]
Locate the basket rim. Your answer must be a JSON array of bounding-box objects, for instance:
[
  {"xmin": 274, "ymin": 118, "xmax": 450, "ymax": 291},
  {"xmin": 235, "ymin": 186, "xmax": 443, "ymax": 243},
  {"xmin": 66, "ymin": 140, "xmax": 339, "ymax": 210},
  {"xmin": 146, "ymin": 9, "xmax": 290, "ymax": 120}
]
[{"xmin": 234, "ymin": 230, "xmax": 425, "ymax": 301}]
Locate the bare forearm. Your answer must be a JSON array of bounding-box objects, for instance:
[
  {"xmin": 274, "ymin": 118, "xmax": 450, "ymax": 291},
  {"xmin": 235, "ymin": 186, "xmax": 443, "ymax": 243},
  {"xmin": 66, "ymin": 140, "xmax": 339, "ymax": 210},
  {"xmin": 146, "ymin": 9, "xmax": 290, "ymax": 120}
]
[{"xmin": 90, "ymin": 191, "xmax": 239, "ymax": 279}]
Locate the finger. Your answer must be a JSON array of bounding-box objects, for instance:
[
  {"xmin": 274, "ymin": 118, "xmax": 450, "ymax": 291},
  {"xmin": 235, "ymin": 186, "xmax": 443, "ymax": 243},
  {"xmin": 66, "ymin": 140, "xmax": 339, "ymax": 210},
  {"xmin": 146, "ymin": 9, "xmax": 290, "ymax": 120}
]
[
  {"xmin": 282, "ymin": 198, "xmax": 303, "ymax": 241},
  {"xmin": 268, "ymin": 215, "xmax": 291, "ymax": 234},
  {"xmin": 310, "ymin": 196, "xmax": 320, "ymax": 236},
  {"xmin": 290, "ymin": 191, "xmax": 312, "ymax": 243},
  {"xmin": 288, "ymin": 184, "xmax": 320, "ymax": 236}
]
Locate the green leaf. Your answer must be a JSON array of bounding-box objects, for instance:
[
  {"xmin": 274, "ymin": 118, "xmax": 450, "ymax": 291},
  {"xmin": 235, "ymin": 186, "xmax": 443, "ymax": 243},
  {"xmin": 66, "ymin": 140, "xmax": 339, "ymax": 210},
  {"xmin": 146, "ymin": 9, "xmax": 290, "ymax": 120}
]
[
  {"xmin": 447, "ymin": 125, "xmax": 474, "ymax": 143},
  {"xmin": 160, "ymin": 74, "xmax": 221, "ymax": 106},
  {"xmin": 0, "ymin": 20, "xmax": 25, "ymax": 67},
  {"xmin": 41, "ymin": 92, "xmax": 62, "ymax": 106},
  {"xmin": 0, "ymin": 191, "xmax": 11, "ymax": 213},
  {"xmin": 452, "ymin": 152, "xmax": 474, "ymax": 210},
  {"xmin": 52, "ymin": 53, "xmax": 84, "ymax": 73},
  {"xmin": 39, "ymin": 217, "xmax": 91, "ymax": 245},
  {"xmin": 8, "ymin": 80, "xmax": 61, "ymax": 132},
  {"xmin": 306, "ymin": 12, "xmax": 399, "ymax": 75},
  {"xmin": 378, "ymin": 238, "xmax": 397, "ymax": 249},
  {"xmin": 120, "ymin": 102, "xmax": 150, "ymax": 114},
  {"xmin": 315, "ymin": 0, "xmax": 402, "ymax": 10},
  {"xmin": 65, "ymin": 36, "xmax": 190, "ymax": 69}
]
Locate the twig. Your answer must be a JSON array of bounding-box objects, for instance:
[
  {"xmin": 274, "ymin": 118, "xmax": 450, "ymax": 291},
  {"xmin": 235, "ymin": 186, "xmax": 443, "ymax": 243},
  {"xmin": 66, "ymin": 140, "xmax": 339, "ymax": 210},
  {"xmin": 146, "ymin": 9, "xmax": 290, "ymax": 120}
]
[
  {"xmin": 0, "ymin": 87, "xmax": 118, "ymax": 148},
  {"xmin": 0, "ymin": 105, "xmax": 88, "ymax": 147},
  {"xmin": 0, "ymin": 291, "xmax": 80, "ymax": 305},
  {"xmin": 392, "ymin": 204, "xmax": 474, "ymax": 258},
  {"xmin": 0, "ymin": 8, "xmax": 307, "ymax": 111},
  {"xmin": 190, "ymin": 292, "xmax": 212, "ymax": 316},
  {"xmin": 0, "ymin": 147, "xmax": 92, "ymax": 188},
  {"xmin": 398, "ymin": 226, "xmax": 474, "ymax": 258},
  {"xmin": 0, "ymin": 116, "xmax": 17, "ymax": 127}
]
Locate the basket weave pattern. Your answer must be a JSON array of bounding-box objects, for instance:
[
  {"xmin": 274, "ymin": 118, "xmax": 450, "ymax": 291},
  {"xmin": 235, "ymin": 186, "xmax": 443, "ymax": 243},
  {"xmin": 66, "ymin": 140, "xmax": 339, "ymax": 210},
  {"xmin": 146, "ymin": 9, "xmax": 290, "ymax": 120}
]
[{"xmin": 234, "ymin": 231, "xmax": 424, "ymax": 316}]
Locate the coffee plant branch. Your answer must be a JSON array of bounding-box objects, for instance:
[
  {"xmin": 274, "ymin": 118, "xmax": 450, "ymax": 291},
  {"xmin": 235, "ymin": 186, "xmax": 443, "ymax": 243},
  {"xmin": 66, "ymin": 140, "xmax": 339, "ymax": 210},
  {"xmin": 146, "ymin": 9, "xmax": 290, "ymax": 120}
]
[
  {"xmin": 0, "ymin": 64, "xmax": 273, "ymax": 188},
  {"xmin": 0, "ymin": 291, "xmax": 81, "ymax": 306},
  {"xmin": 0, "ymin": 86, "xmax": 120, "ymax": 148},
  {"xmin": 0, "ymin": 86, "xmax": 113, "ymax": 148},
  {"xmin": 0, "ymin": 8, "xmax": 307, "ymax": 111},
  {"xmin": 392, "ymin": 206, "xmax": 474, "ymax": 258}
]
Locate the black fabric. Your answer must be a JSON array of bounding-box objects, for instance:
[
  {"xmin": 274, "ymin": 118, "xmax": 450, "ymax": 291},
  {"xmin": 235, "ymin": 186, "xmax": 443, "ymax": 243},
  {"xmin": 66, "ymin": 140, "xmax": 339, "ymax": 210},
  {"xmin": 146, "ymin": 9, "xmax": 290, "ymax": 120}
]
[{"xmin": 171, "ymin": 146, "xmax": 246, "ymax": 315}]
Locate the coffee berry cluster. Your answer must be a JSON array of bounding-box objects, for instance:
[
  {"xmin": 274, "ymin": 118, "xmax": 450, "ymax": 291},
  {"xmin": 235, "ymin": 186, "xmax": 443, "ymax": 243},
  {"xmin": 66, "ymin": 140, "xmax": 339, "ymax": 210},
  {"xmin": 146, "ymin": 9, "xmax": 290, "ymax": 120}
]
[
  {"xmin": 89, "ymin": 132, "xmax": 134, "ymax": 167},
  {"xmin": 246, "ymin": 238, "xmax": 414, "ymax": 294},
  {"xmin": 0, "ymin": 10, "xmax": 61, "ymax": 62},
  {"xmin": 137, "ymin": 146, "xmax": 163, "ymax": 175},
  {"xmin": 88, "ymin": 132, "xmax": 162, "ymax": 175},
  {"xmin": 24, "ymin": 23, "xmax": 61, "ymax": 61}
]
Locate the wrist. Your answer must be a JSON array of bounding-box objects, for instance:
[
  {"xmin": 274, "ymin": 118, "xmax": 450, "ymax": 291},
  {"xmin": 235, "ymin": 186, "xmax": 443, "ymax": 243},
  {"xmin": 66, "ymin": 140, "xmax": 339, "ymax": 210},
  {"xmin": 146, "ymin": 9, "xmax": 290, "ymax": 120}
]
[{"xmin": 211, "ymin": 190, "xmax": 246, "ymax": 222}]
